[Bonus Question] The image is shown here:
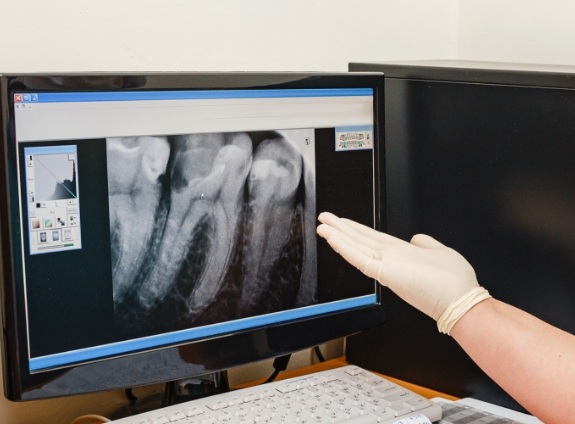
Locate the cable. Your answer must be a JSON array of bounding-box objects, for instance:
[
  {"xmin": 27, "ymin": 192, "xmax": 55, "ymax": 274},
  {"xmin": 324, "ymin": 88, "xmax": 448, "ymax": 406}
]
[
  {"xmin": 124, "ymin": 388, "xmax": 138, "ymax": 404},
  {"xmin": 314, "ymin": 345, "xmax": 326, "ymax": 362},
  {"xmin": 264, "ymin": 354, "xmax": 291, "ymax": 383},
  {"xmin": 162, "ymin": 380, "xmax": 175, "ymax": 407}
]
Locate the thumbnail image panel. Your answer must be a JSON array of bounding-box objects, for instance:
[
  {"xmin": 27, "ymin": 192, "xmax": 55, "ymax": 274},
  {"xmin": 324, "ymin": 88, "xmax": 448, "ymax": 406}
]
[
  {"xmin": 106, "ymin": 130, "xmax": 316, "ymax": 335},
  {"xmin": 335, "ymin": 125, "xmax": 374, "ymax": 151},
  {"xmin": 24, "ymin": 145, "xmax": 82, "ymax": 255}
]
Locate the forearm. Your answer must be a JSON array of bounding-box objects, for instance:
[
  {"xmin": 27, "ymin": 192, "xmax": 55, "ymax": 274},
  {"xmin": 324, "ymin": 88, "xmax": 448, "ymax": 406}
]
[{"xmin": 451, "ymin": 298, "xmax": 575, "ymax": 422}]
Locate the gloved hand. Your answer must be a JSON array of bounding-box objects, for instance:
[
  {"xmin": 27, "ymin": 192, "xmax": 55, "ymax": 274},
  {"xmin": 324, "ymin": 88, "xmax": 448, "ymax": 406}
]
[{"xmin": 316, "ymin": 212, "xmax": 491, "ymax": 334}]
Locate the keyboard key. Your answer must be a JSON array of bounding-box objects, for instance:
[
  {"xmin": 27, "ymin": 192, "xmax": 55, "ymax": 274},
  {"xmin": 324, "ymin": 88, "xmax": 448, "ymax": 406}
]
[
  {"xmin": 147, "ymin": 415, "xmax": 169, "ymax": 424},
  {"xmin": 404, "ymin": 397, "xmax": 433, "ymax": 412}
]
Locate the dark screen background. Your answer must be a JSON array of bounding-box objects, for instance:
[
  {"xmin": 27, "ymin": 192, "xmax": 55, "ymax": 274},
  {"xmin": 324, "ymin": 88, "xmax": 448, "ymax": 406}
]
[
  {"xmin": 315, "ymin": 128, "xmax": 375, "ymax": 301},
  {"xmin": 19, "ymin": 139, "xmax": 115, "ymax": 357},
  {"xmin": 21, "ymin": 129, "xmax": 376, "ymax": 358}
]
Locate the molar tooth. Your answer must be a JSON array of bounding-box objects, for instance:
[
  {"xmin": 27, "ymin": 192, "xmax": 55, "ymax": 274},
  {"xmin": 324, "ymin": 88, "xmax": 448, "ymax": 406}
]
[
  {"xmin": 240, "ymin": 136, "xmax": 304, "ymax": 315},
  {"xmin": 107, "ymin": 136, "xmax": 170, "ymax": 304},
  {"xmin": 137, "ymin": 133, "xmax": 252, "ymax": 315}
]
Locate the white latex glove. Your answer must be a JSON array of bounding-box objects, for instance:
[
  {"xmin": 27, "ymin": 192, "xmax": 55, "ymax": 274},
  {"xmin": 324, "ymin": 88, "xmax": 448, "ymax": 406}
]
[{"xmin": 316, "ymin": 212, "xmax": 491, "ymax": 334}]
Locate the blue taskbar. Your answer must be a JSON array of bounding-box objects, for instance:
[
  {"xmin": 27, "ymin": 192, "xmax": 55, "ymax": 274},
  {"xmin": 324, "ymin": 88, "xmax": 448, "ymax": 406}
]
[{"xmin": 29, "ymin": 294, "xmax": 377, "ymax": 372}]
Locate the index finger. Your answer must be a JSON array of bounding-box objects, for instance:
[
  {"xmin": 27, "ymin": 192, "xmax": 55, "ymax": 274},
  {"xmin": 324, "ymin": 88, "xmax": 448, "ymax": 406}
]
[{"xmin": 318, "ymin": 212, "xmax": 404, "ymax": 247}]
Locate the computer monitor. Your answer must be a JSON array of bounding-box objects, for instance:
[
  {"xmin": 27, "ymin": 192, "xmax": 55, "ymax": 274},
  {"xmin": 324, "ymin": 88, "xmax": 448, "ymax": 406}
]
[
  {"xmin": 0, "ymin": 72, "xmax": 385, "ymax": 401},
  {"xmin": 346, "ymin": 60, "xmax": 575, "ymax": 412}
]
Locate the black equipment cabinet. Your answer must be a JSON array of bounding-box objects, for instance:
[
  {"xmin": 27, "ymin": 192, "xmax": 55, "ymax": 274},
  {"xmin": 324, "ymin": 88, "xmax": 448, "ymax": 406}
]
[{"xmin": 347, "ymin": 60, "xmax": 575, "ymax": 412}]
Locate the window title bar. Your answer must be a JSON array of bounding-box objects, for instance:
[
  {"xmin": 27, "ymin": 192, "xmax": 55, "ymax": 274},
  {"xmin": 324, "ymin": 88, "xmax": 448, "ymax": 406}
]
[{"xmin": 15, "ymin": 88, "xmax": 373, "ymax": 104}]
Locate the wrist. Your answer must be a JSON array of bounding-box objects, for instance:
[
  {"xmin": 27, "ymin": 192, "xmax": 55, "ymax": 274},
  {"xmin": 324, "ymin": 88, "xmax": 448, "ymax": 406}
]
[{"xmin": 437, "ymin": 286, "xmax": 491, "ymax": 335}]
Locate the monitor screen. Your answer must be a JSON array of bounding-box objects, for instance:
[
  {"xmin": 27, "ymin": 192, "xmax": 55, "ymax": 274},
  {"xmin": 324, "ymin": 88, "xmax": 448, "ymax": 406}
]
[{"xmin": 0, "ymin": 73, "xmax": 385, "ymax": 400}]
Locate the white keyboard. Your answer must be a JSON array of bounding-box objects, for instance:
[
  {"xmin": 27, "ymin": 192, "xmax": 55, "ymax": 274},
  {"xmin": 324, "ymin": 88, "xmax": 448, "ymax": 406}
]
[{"xmin": 110, "ymin": 365, "xmax": 442, "ymax": 423}]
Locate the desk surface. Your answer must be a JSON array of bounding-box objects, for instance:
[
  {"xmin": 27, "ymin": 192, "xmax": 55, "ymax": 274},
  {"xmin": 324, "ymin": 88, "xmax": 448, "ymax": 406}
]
[{"xmin": 237, "ymin": 356, "xmax": 458, "ymax": 401}]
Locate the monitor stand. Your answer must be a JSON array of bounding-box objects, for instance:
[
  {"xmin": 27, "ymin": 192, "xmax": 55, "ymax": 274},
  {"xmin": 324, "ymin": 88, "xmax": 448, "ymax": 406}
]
[
  {"xmin": 164, "ymin": 371, "xmax": 230, "ymax": 405},
  {"xmin": 111, "ymin": 371, "xmax": 229, "ymax": 419}
]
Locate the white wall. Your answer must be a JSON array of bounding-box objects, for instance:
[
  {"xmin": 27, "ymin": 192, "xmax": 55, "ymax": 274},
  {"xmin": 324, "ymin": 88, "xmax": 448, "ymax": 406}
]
[
  {"xmin": 3, "ymin": 0, "xmax": 575, "ymax": 423},
  {"xmin": 457, "ymin": 0, "xmax": 575, "ymax": 65},
  {"xmin": 0, "ymin": 0, "xmax": 455, "ymax": 73}
]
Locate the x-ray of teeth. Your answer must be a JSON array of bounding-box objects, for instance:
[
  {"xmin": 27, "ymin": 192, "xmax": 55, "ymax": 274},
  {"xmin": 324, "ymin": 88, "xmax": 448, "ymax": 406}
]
[
  {"xmin": 107, "ymin": 136, "xmax": 171, "ymax": 304},
  {"xmin": 107, "ymin": 130, "xmax": 317, "ymax": 334},
  {"xmin": 239, "ymin": 136, "xmax": 304, "ymax": 315},
  {"xmin": 138, "ymin": 132, "xmax": 253, "ymax": 315}
]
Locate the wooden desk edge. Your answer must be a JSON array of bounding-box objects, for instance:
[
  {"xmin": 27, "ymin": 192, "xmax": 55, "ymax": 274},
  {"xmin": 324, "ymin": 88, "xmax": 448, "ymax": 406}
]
[{"xmin": 235, "ymin": 356, "xmax": 458, "ymax": 401}]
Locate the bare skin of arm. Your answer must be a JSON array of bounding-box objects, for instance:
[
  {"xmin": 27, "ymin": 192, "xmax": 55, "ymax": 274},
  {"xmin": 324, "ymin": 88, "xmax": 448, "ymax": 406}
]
[{"xmin": 451, "ymin": 298, "xmax": 575, "ymax": 422}]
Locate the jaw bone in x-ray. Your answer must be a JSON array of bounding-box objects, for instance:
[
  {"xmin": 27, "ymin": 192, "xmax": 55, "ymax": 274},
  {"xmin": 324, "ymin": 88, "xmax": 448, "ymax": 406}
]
[{"xmin": 107, "ymin": 131, "xmax": 317, "ymax": 334}]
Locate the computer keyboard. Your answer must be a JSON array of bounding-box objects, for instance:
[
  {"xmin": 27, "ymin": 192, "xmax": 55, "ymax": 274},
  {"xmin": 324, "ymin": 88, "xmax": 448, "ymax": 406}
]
[{"xmin": 109, "ymin": 365, "xmax": 442, "ymax": 423}]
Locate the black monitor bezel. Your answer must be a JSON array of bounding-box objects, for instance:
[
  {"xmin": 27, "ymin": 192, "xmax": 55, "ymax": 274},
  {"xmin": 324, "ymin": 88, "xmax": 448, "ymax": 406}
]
[{"xmin": 0, "ymin": 72, "xmax": 385, "ymax": 401}]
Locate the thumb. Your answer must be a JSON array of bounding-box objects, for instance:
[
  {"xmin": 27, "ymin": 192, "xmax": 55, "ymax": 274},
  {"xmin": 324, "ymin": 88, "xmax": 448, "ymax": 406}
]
[{"xmin": 410, "ymin": 233, "xmax": 445, "ymax": 249}]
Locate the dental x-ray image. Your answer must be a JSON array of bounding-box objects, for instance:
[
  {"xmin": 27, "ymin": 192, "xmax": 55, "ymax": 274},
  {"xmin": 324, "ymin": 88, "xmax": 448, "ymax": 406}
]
[{"xmin": 106, "ymin": 130, "xmax": 317, "ymax": 336}]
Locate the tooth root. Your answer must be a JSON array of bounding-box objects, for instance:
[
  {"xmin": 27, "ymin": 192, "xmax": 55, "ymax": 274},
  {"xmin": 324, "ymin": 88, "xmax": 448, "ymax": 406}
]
[
  {"xmin": 107, "ymin": 136, "xmax": 170, "ymax": 304},
  {"xmin": 243, "ymin": 206, "xmax": 305, "ymax": 316},
  {"xmin": 240, "ymin": 137, "xmax": 305, "ymax": 314},
  {"xmin": 136, "ymin": 133, "xmax": 252, "ymax": 313}
]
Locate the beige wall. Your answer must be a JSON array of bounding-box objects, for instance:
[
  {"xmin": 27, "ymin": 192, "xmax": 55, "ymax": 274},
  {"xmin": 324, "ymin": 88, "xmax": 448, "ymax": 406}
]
[
  {"xmin": 0, "ymin": 0, "xmax": 455, "ymax": 73},
  {"xmin": 2, "ymin": 0, "xmax": 575, "ymax": 423},
  {"xmin": 456, "ymin": 0, "xmax": 575, "ymax": 65}
]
